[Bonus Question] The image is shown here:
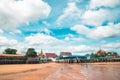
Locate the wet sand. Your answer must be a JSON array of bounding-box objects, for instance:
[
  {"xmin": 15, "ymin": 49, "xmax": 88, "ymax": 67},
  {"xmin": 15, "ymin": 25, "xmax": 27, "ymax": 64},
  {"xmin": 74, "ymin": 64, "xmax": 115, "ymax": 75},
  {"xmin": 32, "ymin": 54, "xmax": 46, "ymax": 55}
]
[
  {"xmin": 81, "ymin": 62, "xmax": 120, "ymax": 80},
  {"xmin": 0, "ymin": 62, "xmax": 120, "ymax": 80}
]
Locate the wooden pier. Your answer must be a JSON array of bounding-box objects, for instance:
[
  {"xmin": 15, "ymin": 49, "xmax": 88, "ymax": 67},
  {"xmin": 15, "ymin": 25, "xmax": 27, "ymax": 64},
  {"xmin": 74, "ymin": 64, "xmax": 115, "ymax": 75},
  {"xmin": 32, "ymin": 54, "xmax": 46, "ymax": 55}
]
[{"xmin": 56, "ymin": 57, "xmax": 120, "ymax": 63}]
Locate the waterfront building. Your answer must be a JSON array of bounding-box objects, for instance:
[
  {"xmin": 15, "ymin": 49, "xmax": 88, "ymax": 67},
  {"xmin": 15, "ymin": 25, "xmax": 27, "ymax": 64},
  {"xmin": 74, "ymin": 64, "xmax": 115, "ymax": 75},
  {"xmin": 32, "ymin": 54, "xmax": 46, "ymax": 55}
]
[
  {"xmin": 44, "ymin": 53, "xmax": 57, "ymax": 62},
  {"xmin": 60, "ymin": 52, "xmax": 72, "ymax": 57},
  {"xmin": 38, "ymin": 49, "xmax": 45, "ymax": 58},
  {"xmin": 96, "ymin": 49, "xmax": 106, "ymax": 55},
  {"xmin": 0, "ymin": 54, "xmax": 27, "ymax": 64},
  {"xmin": 26, "ymin": 56, "xmax": 40, "ymax": 64},
  {"xmin": 45, "ymin": 53, "xmax": 57, "ymax": 58}
]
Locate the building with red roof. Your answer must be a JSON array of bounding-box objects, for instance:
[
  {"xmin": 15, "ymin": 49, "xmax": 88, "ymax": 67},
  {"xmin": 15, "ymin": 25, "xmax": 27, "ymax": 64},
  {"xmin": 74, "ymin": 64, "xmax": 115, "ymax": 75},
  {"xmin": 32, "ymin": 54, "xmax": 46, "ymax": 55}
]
[
  {"xmin": 45, "ymin": 53, "xmax": 57, "ymax": 58},
  {"xmin": 60, "ymin": 52, "xmax": 72, "ymax": 56},
  {"xmin": 96, "ymin": 49, "xmax": 106, "ymax": 55}
]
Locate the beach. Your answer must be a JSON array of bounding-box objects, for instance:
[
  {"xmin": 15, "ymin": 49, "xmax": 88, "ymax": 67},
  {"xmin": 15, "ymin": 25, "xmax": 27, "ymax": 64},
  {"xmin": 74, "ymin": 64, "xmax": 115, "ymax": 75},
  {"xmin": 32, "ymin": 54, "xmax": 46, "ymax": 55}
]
[{"xmin": 0, "ymin": 62, "xmax": 120, "ymax": 80}]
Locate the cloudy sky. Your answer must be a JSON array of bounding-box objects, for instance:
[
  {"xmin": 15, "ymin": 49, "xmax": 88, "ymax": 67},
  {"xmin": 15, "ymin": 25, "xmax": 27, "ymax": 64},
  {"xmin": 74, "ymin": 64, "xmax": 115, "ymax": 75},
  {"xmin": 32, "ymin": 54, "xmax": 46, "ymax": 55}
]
[{"xmin": 0, "ymin": 0, "xmax": 120, "ymax": 55}]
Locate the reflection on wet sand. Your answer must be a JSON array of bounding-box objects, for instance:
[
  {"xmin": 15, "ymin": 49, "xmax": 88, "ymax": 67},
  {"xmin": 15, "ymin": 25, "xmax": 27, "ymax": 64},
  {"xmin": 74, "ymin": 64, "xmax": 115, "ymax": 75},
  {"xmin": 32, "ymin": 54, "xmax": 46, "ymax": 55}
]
[
  {"xmin": 0, "ymin": 63, "xmax": 120, "ymax": 80},
  {"xmin": 44, "ymin": 63, "xmax": 120, "ymax": 80},
  {"xmin": 81, "ymin": 64, "xmax": 120, "ymax": 80},
  {"xmin": 44, "ymin": 64, "xmax": 85, "ymax": 80}
]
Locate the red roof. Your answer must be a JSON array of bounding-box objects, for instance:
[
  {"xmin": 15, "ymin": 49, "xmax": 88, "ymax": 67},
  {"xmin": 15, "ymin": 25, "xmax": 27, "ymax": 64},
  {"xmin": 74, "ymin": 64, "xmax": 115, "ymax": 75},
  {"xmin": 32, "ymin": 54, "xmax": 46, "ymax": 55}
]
[
  {"xmin": 45, "ymin": 53, "xmax": 57, "ymax": 58},
  {"xmin": 60, "ymin": 52, "xmax": 72, "ymax": 55},
  {"xmin": 97, "ymin": 50, "xmax": 106, "ymax": 55}
]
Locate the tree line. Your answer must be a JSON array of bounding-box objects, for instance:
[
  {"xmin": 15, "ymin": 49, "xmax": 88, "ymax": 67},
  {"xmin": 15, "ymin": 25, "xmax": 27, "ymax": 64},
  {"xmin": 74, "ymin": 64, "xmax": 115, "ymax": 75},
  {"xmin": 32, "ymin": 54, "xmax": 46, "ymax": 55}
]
[
  {"xmin": 3, "ymin": 48, "xmax": 119, "ymax": 57},
  {"xmin": 3, "ymin": 48, "xmax": 37, "ymax": 57},
  {"xmin": 90, "ymin": 52, "xmax": 118, "ymax": 58}
]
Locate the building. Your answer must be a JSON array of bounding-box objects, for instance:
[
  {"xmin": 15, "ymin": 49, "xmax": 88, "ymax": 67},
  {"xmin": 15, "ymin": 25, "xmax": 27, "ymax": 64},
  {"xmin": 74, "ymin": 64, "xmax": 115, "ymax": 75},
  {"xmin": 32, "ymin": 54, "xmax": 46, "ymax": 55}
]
[
  {"xmin": 0, "ymin": 54, "xmax": 27, "ymax": 64},
  {"xmin": 38, "ymin": 49, "xmax": 45, "ymax": 58},
  {"xmin": 85, "ymin": 54, "xmax": 91, "ymax": 60},
  {"xmin": 60, "ymin": 52, "xmax": 72, "ymax": 57},
  {"xmin": 58, "ymin": 52, "xmax": 72, "ymax": 59},
  {"xmin": 26, "ymin": 56, "xmax": 40, "ymax": 64},
  {"xmin": 96, "ymin": 49, "xmax": 106, "ymax": 55},
  {"xmin": 107, "ymin": 52, "xmax": 118, "ymax": 58},
  {"xmin": 45, "ymin": 53, "xmax": 57, "ymax": 58}
]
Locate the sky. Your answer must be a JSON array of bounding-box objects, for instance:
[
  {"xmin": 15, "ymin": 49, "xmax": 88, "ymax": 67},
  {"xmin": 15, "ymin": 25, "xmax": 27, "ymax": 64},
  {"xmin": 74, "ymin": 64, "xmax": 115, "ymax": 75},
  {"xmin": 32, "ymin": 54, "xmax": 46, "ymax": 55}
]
[{"xmin": 0, "ymin": 0, "xmax": 120, "ymax": 55}]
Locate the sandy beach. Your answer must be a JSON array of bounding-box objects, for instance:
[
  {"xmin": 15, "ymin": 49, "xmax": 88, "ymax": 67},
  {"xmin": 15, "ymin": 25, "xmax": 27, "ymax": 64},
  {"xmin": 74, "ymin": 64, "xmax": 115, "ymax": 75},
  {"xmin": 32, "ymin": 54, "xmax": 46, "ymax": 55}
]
[{"xmin": 0, "ymin": 62, "xmax": 120, "ymax": 80}]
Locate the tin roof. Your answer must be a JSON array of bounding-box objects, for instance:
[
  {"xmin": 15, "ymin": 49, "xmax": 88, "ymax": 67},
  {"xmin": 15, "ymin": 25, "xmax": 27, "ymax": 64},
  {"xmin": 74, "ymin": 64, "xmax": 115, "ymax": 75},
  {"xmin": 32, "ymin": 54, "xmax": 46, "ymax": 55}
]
[{"xmin": 0, "ymin": 54, "xmax": 25, "ymax": 57}]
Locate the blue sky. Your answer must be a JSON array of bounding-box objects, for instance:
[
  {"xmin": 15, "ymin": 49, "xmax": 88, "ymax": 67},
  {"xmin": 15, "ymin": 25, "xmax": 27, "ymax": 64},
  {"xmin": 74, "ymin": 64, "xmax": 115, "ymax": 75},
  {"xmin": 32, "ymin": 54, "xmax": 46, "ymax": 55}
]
[{"xmin": 0, "ymin": 0, "xmax": 120, "ymax": 55}]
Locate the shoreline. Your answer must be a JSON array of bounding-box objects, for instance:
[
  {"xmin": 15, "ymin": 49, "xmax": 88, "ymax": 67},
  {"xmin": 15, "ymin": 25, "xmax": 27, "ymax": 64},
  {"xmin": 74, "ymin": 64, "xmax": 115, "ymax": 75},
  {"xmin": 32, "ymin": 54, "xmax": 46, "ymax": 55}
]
[
  {"xmin": 0, "ymin": 62, "xmax": 120, "ymax": 73},
  {"xmin": 85, "ymin": 62, "xmax": 120, "ymax": 65},
  {"xmin": 0, "ymin": 62, "xmax": 120, "ymax": 80}
]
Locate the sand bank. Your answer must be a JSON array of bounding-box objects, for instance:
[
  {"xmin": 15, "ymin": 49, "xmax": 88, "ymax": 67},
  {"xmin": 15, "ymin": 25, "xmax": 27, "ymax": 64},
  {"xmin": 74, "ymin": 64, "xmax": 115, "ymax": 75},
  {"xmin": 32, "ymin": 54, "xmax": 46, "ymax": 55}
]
[
  {"xmin": 0, "ymin": 63, "xmax": 85, "ymax": 80},
  {"xmin": 0, "ymin": 62, "xmax": 120, "ymax": 80}
]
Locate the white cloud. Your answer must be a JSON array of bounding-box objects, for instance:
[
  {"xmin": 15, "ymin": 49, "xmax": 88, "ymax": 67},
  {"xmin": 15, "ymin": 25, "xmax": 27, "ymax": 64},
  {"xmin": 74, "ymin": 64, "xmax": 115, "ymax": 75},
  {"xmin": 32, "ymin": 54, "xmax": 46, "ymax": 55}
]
[
  {"xmin": 0, "ymin": 35, "xmax": 28, "ymax": 53},
  {"xmin": 65, "ymin": 37, "xmax": 86, "ymax": 42},
  {"xmin": 81, "ymin": 4, "xmax": 120, "ymax": 26},
  {"xmin": 25, "ymin": 33, "xmax": 63, "ymax": 46},
  {"xmin": 71, "ymin": 23, "xmax": 120, "ymax": 39},
  {"xmin": 9, "ymin": 29, "xmax": 22, "ymax": 35},
  {"xmin": 57, "ymin": 2, "xmax": 82, "ymax": 25},
  {"xmin": 14, "ymin": 29, "xmax": 22, "ymax": 34},
  {"xmin": 81, "ymin": 0, "xmax": 120, "ymax": 26},
  {"xmin": 0, "ymin": 33, "xmax": 88, "ymax": 54},
  {"xmin": 43, "ymin": 28, "xmax": 51, "ymax": 35},
  {"xmin": 0, "ymin": 36, "xmax": 18, "ymax": 46},
  {"xmin": 42, "ymin": 21, "xmax": 51, "ymax": 27},
  {"xmin": 88, "ymin": 23, "xmax": 120, "ymax": 39},
  {"xmin": 102, "ymin": 42, "xmax": 120, "ymax": 49},
  {"xmin": 24, "ymin": 33, "xmax": 91, "ymax": 53},
  {"xmin": 57, "ymin": 0, "xmax": 120, "ymax": 27},
  {"xmin": 82, "ymin": 9, "xmax": 111, "ymax": 26},
  {"xmin": 101, "ymin": 41, "xmax": 120, "ymax": 54},
  {"xmin": 0, "ymin": 33, "xmax": 119, "ymax": 54},
  {"xmin": 69, "ymin": 0, "xmax": 83, "ymax": 3},
  {"xmin": 90, "ymin": 0, "xmax": 120, "ymax": 9},
  {"xmin": 24, "ymin": 33, "xmax": 70, "ymax": 53},
  {"xmin": 64, "ymin": 34, "xmax": 87, "ymax": 42},
  {"xmin": 65, "ymin": 45, "xmax": 93, "ymax": 53},
  {"xmin": 71, "ymin": 24, "xmax": 91, "ymax": 34},
  {"xmin": 0, "ymin": 0, "xmax": 51, "ymax": 29},
  {"xmin": 0, "ymin": 29, "xmax": 4, "ymax": 34},
  {"xmin": 0, "ymin": 35, "xmax": 38, "ymax": 53}
]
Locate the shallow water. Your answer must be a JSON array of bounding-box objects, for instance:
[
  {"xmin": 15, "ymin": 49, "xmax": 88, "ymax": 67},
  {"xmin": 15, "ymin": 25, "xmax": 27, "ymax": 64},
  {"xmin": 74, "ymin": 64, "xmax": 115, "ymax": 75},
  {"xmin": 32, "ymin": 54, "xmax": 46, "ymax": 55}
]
[
  {"xmin": 0, "ymin": 63, "xmax": 119, "ymax": 80},
  {"xmin": 44, "ymin": 64, "xmax": 85, "ymax": 80},
  {"xmin": 80, "ymin": 64, "xmax": 120, "ymax": 80},
  {"xmin": 44, "ymin": 63, "xmax": 120, "ymax": 80}
]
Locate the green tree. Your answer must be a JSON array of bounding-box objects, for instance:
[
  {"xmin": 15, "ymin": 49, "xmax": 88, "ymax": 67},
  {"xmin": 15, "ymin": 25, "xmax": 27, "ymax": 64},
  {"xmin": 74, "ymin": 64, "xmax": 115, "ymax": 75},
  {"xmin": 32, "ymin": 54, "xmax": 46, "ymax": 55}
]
[
  {"xmin": 91, "ymin": 53, "xmax": 94, "ymax": 56},
  {"xmin": 26, "ymin": 48, "xmax": 37, "ymax": 57},
  {"xmin": 113, "ymin": 52, "xmax": 118, "ymax": 56},
  {"xmin": 3, "ymin": 48, "xmax": 17, "ymax": 54},
  {"xmin": 91, "ymin": 53, "xmax": 96, "ymax": 58}
]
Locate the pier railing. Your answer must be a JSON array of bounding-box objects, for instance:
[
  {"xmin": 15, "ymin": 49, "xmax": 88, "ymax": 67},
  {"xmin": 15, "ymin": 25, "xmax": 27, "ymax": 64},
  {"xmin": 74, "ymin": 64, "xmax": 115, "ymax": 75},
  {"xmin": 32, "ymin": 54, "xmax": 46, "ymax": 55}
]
[{"xmin": 56, "ymin": 57, "xmax": 120, "ymax": 63}]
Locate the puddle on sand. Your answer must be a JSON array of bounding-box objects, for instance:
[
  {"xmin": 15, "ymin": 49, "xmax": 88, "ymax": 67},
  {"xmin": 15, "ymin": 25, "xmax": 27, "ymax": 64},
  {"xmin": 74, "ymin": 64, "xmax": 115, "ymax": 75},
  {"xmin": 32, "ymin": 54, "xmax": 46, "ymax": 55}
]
[
  {"xmin": 44, "ymin": 64, "xmax": 120, "ymax": 80},
  {"xmin": 80, "ymin": 64, "xmax": 120, "ymax": 80},
  {"xmin": 45, "ymin": 64, "xmax": 85, "ymax": 80}
]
